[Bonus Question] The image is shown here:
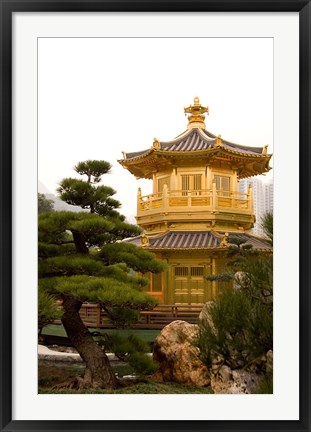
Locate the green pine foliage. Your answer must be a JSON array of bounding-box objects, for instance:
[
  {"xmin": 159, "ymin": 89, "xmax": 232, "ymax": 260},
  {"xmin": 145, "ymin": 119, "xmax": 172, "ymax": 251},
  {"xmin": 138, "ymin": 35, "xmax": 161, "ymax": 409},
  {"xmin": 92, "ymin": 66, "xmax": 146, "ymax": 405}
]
[
  {"xmin": 57, "ymin": 160, "xmax": 123, "ymax": 218},
  {"xmin": 38, "ymin": 288, "xmax": 62, "ymax": 334},
  {"xmin": 199, "ymin": 257, "xmax": 273, "ymax": 369},
  {"xmin": 97, "ymin": 333, "xmax": 158, "ymax": 376},
  {"xmin": 39, "ymin": 211, "xmax": 165, "ymax": 321}
]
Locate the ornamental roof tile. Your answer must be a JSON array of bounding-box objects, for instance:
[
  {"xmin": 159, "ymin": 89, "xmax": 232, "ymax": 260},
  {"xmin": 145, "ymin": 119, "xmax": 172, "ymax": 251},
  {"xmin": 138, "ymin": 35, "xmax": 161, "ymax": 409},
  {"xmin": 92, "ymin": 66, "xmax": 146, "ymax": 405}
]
[
  {"xmin": 125, "ymin": 231, "xmax": 272, "ymax": 251},
  {"xmin": 150, "ymin": 230, "xmax": 220, "ymax": 249},
  {"xmin": 122, "ymin": 128, "xmax": 265, "ymax": 161},
  {"xmin": 160, "ymin": 130, "xmax": 213, "ymax": 152}
]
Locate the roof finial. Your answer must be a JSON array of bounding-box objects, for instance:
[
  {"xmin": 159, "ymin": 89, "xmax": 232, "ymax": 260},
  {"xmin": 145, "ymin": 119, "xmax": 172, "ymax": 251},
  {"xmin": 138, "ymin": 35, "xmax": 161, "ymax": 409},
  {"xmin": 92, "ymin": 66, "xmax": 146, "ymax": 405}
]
[{"xmin": 184, "ymin": 97, "xmax": 209, "ymax": 129}]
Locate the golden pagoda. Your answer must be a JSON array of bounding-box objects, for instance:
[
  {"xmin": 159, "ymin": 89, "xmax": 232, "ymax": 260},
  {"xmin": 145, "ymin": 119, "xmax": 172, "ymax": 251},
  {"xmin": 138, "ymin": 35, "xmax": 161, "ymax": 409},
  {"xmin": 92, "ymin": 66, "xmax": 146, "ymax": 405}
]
[{"xmin": 118, "ymin": 97, "xmax": 272, "ymax": 305}]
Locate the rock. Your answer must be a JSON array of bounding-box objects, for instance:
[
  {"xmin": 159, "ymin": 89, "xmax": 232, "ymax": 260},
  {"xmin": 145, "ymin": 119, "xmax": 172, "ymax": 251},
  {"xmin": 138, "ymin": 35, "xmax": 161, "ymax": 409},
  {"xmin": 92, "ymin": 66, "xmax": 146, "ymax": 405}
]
[
  {"xmin": 233, "ymin": 271, "xmax": 247, "ymax": 289},
  {"xmin": 211, "ymin": 354, "xmax": 224, "ymax": 375},
  {"xmin": 152, "ymin": 320, "xmax": 210, "ymax": 387},
  {"xmin": 198, "ymin": 301, "xmax": 216, "ymax": 333},
  {"xmin": 212, "ymin": 354, "xmax": 224, "ymax": 365},
  {"xmin": 219, "ymin": 365, "xmax": 232, "ymax": 383},
  {"xmin": 227, "ymin": 346, "xmax": 246, "ymax": 369},
  {"xmin": 211, "ymin": 369, "xmax": 260, "ymax": 394},
  {"xmin": 266, "ymin": 350, "xmax": 273, "ymax": 374}
]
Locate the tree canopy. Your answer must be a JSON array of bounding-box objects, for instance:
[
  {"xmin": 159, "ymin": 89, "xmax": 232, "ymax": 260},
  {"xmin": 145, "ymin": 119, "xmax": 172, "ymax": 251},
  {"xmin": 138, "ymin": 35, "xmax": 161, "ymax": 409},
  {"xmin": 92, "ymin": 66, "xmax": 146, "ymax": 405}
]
[{"xmin": 57, "ymin": 160, "xmax": 122, "ymax": 219}]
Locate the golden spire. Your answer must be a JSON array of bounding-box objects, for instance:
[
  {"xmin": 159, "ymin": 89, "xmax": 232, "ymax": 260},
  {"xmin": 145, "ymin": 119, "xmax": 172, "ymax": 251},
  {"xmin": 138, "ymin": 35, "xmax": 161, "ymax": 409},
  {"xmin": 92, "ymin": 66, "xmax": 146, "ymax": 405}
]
[{"xmin": 184, "ymin": 96, "xmax": 209, "ymax": 129}]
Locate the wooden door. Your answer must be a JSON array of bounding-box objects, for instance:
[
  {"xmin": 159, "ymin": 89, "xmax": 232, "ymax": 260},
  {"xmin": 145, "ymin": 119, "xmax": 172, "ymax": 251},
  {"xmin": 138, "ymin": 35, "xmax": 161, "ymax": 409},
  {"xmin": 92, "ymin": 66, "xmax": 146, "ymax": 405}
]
[
  {"xmin": 189, "ymin": 267, "xmax": 205, "ymax": 303},
  {"xmin": 173, "ymin": 267, "xmax": 189, "ymax": 304},
  {"xmin": 173, "ymin": 266, "xmax": 207, "ymax": 304}
]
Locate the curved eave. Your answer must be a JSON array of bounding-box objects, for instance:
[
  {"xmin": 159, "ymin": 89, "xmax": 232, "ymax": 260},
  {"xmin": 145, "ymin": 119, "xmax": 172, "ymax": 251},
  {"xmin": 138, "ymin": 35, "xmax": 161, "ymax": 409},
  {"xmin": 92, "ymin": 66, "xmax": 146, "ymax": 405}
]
[
  {"xmin": 217, "ymin": 147, "xmax": 272, "ymax": 159},
  {"xmin": 118, "ymin": 147, "xmax": 272, "ymax": 179},
  {"xmin": 119, "ymin": 147, "xmax": 272, "ymax": 163},
  {"xmin": 118, "ymin": 148, "xmax": 155, "ymax": 164},
  {"xmin": 158, "ymin": 148, "xmax": 272, "ymax": 160}
]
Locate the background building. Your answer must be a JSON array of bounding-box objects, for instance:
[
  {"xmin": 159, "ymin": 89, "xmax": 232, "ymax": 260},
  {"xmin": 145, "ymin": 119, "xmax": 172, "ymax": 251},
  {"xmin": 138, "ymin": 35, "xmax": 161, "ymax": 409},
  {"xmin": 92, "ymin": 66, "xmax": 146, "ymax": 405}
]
[{"xmin": 239, "ymin": 176, "xmax": 273, "ymax": 236}]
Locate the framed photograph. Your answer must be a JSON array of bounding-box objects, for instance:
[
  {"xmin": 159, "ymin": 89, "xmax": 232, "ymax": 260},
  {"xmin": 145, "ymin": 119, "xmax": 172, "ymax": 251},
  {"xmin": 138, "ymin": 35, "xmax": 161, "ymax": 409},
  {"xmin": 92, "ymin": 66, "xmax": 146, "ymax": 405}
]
[{"xmin": 1, "ymin": 1, "xmax": 310, "ymax": 431}]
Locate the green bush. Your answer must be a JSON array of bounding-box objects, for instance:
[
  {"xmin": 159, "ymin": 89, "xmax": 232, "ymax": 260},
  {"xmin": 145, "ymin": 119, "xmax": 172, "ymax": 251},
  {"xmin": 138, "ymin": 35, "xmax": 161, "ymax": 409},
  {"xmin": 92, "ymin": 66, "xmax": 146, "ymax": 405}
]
[
  {"xmin": 96, "ymin": 333, "xmax": 158, "ymax": 376},
  {"xmin": 198, "ymin": 257, "xmax": 273, "ymax": 369},
  {"xmin": 38, "ymin": 288, "xmax": 62, "ymax": 333},
  {"xmin": 127, "ymin": 352, "xmax": 158, "ymax": 376},
  {"xmin": 254, "ymin": 373, "xmax": 273, "ymax": 394}
]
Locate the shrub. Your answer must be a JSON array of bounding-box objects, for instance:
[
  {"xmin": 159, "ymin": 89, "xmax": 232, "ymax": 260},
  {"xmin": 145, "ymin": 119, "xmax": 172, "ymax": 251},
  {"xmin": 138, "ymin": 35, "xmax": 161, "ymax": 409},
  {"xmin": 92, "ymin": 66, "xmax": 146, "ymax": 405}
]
[
  {"xmin": 254, "ymin": 373, "xmax": 273, "ymax": 394},
  {"xmin": 38, "ymin": 288, "xmax": 62, "ymax": 334},
  {"xmin": 96, "ymin": 333, "xmax": 158, "ymax": 376},
  {"xmin": 198, "ymin": 257, "xmax": 273, "ymax": 369}
]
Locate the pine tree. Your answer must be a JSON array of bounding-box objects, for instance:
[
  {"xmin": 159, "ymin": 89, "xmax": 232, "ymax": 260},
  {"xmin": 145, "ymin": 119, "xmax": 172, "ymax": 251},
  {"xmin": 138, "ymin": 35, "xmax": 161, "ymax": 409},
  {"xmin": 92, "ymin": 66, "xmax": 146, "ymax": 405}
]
[{"xmin": 39, "ymin": 161, "xmax": 166, "ymax": 389}]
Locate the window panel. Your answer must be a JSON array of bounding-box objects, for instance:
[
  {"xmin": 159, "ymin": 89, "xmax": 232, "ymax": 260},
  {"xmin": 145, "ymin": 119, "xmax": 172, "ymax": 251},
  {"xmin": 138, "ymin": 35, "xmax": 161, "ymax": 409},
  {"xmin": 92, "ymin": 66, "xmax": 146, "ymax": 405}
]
[
  {"xmin": 190, "ymin": 267, "xmax": 204, "ymax": 277},
  {"xmin": 181, "ymin": 174, "xmax": 202, "ymax": 195},
  {"xmin": 193, "ymin": 175, "xmax": 201, "ymax": 191},
  {"xmin": 214, "ymin": 175, "xmax": 230, "ymax": 195},
  {"xmin": 175, "ymin": 267, "xmax": 188, "ymax": 277},
  {"xmin": 222, "ymin": 177, "xmax": 229, "ymax": 191}
]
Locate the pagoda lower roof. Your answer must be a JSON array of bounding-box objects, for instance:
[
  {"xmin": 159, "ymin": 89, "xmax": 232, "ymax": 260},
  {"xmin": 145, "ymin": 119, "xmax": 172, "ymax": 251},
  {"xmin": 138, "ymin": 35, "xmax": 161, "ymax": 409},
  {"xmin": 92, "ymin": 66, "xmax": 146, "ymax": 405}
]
[
  {"xmin": 118, "ymin": 127, "xmax": 272, "ymax": 179},
  {"xmin": 125, "ymin": 230, "xmax": 272, "ymax": 252}
]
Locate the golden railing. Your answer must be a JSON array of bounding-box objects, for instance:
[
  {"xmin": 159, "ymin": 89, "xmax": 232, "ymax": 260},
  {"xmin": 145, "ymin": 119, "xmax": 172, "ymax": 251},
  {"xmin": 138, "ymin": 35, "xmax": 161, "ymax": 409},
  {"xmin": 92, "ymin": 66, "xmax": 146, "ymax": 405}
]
[{"xmin": 138, "ymin": 188, "xmax": 252, "ymax": 213}]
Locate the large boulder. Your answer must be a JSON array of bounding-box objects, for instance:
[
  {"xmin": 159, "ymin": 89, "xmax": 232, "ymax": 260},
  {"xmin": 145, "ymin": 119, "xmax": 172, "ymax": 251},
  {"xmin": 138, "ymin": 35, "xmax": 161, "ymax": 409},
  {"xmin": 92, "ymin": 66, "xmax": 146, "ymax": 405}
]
[{"xmin": 152, "ymin": 320, "xmax": 210, "ymax": 387}]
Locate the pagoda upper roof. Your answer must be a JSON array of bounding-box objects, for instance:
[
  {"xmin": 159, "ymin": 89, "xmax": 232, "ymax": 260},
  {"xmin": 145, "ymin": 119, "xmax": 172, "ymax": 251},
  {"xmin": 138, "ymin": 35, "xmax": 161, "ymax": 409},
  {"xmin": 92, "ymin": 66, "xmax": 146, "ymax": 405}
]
[
  {"xmin": 118, "ymin": 97, "xmax": 272, "ymax": 179},
  {"xmin": 124, "ymin": 127, "xmax": 264, "ymax": 158}
]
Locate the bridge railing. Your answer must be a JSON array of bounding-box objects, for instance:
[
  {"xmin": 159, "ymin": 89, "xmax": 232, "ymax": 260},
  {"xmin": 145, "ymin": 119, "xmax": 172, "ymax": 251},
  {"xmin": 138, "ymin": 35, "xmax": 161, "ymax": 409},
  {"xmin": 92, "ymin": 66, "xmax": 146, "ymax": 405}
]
[{"xmin": 55, "ymin": 303, "xmax": 204, "ymax": 329}]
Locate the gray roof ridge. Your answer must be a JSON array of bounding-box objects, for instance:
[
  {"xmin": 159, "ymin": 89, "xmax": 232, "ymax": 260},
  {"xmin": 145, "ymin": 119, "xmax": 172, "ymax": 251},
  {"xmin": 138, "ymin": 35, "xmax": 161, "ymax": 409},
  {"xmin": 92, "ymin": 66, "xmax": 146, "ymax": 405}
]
[
  {"xmin": 203, "ymin": 129, "xmax": 264, "ymax": 154},
  {"xmin": 123, "ymin": 147, "xmax": 153, "ymax": 159},
  {"xmin": 222, "ymin": 139, "xmax": 264, "ymax": 154},
  {"xmin": 159, "ymin": 128, "xmax": 195, "ymax": 147},
  {"xmin": 166, "ymin": 128, "xmax": 214, "ymax": 144}
]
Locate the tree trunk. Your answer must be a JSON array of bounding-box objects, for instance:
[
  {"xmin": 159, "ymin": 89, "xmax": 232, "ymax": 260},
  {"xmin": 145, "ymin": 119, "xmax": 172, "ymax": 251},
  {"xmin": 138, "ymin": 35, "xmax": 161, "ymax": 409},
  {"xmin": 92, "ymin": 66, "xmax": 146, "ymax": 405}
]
[
  {"xmin": 72, "ymin": 231, "xmax": 89, "ymax": 254},
  {"xmin": 61, "ymin": 295, "xmax": 118, "ymax": 389}
]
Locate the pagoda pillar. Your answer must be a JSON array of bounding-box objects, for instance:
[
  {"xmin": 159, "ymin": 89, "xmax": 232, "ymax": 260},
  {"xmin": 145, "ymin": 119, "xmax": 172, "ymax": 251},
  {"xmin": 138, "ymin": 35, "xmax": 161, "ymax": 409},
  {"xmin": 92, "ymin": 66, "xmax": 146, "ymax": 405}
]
[
  {"xmin": 162, "ymin": 184, "xmax": 169, "ymax": 209},
  {"xmin": 212, "ymin": 179, "xmax": 217, "ymax": 211}
]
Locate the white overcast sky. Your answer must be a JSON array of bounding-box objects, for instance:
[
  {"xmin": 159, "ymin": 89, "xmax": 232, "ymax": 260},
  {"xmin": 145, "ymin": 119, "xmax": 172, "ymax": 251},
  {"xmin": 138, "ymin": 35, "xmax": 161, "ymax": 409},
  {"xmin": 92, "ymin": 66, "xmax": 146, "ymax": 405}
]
[{"xmin": 38, "ymin": 37, "xmax": 273, "ymax": 221}]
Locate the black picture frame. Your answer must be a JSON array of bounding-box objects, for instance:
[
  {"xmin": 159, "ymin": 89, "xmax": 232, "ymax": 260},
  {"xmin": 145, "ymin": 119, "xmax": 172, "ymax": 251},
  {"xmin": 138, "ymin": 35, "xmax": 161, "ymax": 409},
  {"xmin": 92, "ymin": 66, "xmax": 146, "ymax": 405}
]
[{"xmin": 1, "ymin": 1, "xmax": 310, "ymax": 431}]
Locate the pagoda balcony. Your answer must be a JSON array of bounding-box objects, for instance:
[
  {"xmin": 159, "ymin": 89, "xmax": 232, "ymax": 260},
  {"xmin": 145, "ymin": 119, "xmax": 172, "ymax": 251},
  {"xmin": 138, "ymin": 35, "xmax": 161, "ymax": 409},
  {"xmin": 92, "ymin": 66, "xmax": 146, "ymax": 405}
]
[{"xmin": 136, "ymin": 185, "xmax": 254, "ymax": 228}]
